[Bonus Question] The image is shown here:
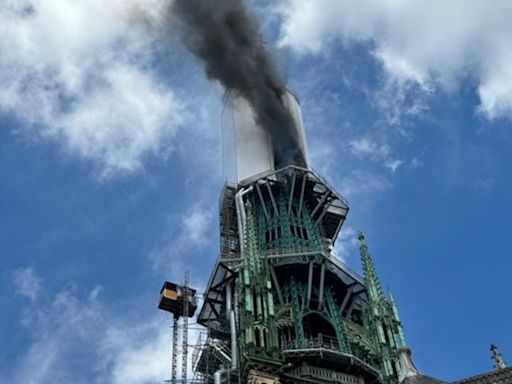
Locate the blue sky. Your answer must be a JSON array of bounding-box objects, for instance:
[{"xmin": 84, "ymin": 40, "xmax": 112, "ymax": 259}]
[{"xmin": 1, "ymin": 1, "xmax": 511, "ymax": 383}]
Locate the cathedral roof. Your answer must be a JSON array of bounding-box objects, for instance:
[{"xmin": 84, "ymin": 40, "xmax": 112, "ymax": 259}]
[
  {"xmin": 398, "ymin": 347, "xmax": 448, "ymax": 384},
  {"xmin": 452, "ymin": 367, "xmax": 512, "ymax": 384},
  {"xmin": 453, "ymin": 344, "xmax": 510, "ymax": 383},
  {"xmin": 402, "ymin": 375, "xmax": 447, "ymax": 384}
]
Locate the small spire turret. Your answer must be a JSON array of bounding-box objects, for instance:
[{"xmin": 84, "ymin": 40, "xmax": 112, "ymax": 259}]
[
  {"xmin": 358, "ymin": 231, "xmax": 384, "ymax": 303},
  {"xmin": 388, "ymin": 289, "xmax": 407, "ymax": 348},
  {"xmin": 491, "ymin": 344, "xmax": 507, "ymax": 370},
  {"xmin": 358, "ymin": 231, "xmax": 402, "ymax": 382}
]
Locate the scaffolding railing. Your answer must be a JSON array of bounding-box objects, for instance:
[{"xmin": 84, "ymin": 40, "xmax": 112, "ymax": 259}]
[
  {"xmin": 192, "ymin": 335, "xmax": 232, "ymax": 379},
  {"xmin": 283, "ymin": 334, "xmax": 340, "ymax": 352},
  {"xmin": 282, "ymin": 334, "xmax": 378, "ymax": 374},
  {"xmin": 263, "ymin": 245, "xmax": 364, "ymax": 285},
  {"xmin": 192, "ymin": 332, "xmax": 206, "ymax": 370},
  {"xmin": 286, "ymin": 365, "xmax": 364, "ymax": 384}
]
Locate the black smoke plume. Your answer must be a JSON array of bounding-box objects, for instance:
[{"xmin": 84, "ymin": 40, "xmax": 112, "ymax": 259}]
[{"xmin": 172, "ymin": 0, "xmax": 306, "ymax": 169}]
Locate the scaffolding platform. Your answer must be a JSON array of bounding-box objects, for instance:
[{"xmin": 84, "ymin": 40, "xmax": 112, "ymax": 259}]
[{"xmin": 158, "ymin": 281, "xmax": 198, "ymax": 318}]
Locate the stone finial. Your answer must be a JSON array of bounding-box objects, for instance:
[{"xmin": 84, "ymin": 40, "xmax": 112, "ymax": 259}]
[
  {"xmin": 397, "ymin": 347, "xmax": 420, "ymax": 383},
  {"xmin": 491, "ymin": 344, "xmax": 507, "ymax": 370}
]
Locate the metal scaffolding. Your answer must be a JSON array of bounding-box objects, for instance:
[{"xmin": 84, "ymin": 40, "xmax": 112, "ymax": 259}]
[
  {"xmin": 183, "ymin": 272, "xmax": 190, "ymax": 383},
  {"xmin": 164, "ymin": 166, "xmax": 410, "ymax": 383},
  {"xmin": 172, "ymin": 316, "xmax": 179, "ymax": 384},
  {"xmin": 158, "ymin": 274, "xmax": 198, "ymax": 384}
]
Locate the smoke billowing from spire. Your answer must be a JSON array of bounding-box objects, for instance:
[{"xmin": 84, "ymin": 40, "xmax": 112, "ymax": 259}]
[{"xmin": 172, "ymin": 0, "xmax": 306, "ymax": 168}]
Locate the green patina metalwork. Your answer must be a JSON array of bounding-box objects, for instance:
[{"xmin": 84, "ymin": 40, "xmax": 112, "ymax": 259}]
[
  {"xmin": 324, "ymin": 288, "xmax": 351, "ymax": 353},
  {"xmin": 358, "ymin": 231, "xmax": 407, "ymax": 383},
  {"xmin": 289, "ymin": 278, "xmax": 306, "ymax": 348},
  {"xmin": 257, "ymin": 190, "xmax": 323, "ymax": 252},
  {"xmin": 192, "ymin": 160, "xmax": 420, "ymax": 384},
  {"xmin": 275, "ymin": 277, "xmax": 354, "ymax": 357},
  {"xmin": 239, "ymin": 198, "xmax": 279, "ymax": 360},
  {"xmin": 233, "ymin": 184, "xmax": 408, "ymax": 383}
]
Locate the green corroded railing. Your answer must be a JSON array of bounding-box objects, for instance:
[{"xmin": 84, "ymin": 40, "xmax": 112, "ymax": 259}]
[{"xmin": 283, "ymin": 334, "xmax": 340, "ymax": 351}]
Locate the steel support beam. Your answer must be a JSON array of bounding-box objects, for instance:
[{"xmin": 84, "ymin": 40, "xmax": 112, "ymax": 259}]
[
  {"xmin": 311, "ymin": 191, "xmax": 331, "ymax": 218},
  {"xmin": 297, "ymin": 174, "xmax": 307, "ymax": 217},
  {"xmin": 315, "ymin": 199, "xmax": 334, "ymax": 225},
  {"xmin": 265, "ymin": 180, "xmax": 278, "ymax": 217},
  {"xmin": 255, "ymin": 183, "xmax": 270, "ymax": 221},
  {"xmin": 306, "ymin": 261, "xmax": 314, "ymax": 308},
  {"xmin": 207, "ymin": 300, "xmax": 221, "ymax": 318},
  {"xmin": 317, "ymin": 263, "xmax": 326, "ymax": 310},
  {"xmin": 339, "ymin": 284, "xmax": 355, "ymax": 316},
  {"xmin": 288, "ymin": 171, "xmax": 297, "ymax": 215},
  {"xmin": 346, "ymin": 297, "xmax": 357, "ymax": 319},
  {"xmin": 270, "ymin": 265, "xmax": 284, "ymax": 305}
]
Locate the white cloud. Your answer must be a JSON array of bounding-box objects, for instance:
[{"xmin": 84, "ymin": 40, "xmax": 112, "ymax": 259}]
[
  {"xmin": 385, "ymin": 159, "xmax": 402, "ymax": 173},
  {"xmin": 372, "ymin": 78, "xmax": 430, "ymax": 127},
  {"xmin": 4, "ymin": 280, "xmax": 173, "ymax": 384},
  {"xmin": 182, "ymin": 205, "xmax": 213, "ymax": 245},
  {"xmin": 350, "ymin": 137, "xmax": 389, "ymax": 158},
  {"xmin": 349, "ymin": 137, "xmax": 402, "ymax": 173},
  {"xmin": 11, "ymin": 267, "xmax": 42, "ymax": 302},
  {"xmin": 333, "ymin": 226, "xmax": 359, "ymax": 261},
  {"xmin": 338, "ymin": 170, "xmax": 392, "ymax": 199},
  {"xmin": 0, "ymin": 0, "xmax": 184, "ymax": 177},
  {"xmin": 276, "ymin": 0, "xmax": 512, "ymax": 119},
  {"xmin": 100, "ymin": 316, "xmax": 201, "ymax": 384},
  {"xmin": 149, "ymin": 204, "xmax": 214, "ymax": 276},
  {"xmin": 98, "ymin": 318, "xmax": 171, "ymax": 384},
  {"xmin": 307, "ymin": 133, "xmax": 394, "ymax": 210},
  {"xmin": 12, "ymin": 287, "xmax": 104, "ymax": 383}
]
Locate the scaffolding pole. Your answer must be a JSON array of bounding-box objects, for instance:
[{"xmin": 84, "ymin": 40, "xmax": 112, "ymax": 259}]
[
  {"xmin": 182, "ymin": 272, "xmax": 190, "ymax": 382},
  {"xmin": 172, "ymin": 316, "xmax": 179, "ymax": 384}
]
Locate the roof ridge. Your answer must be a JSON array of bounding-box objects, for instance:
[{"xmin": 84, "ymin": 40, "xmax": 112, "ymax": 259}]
[{"xmin": 452, "ymin": 366, "xmax": 512, "ymax": 384}]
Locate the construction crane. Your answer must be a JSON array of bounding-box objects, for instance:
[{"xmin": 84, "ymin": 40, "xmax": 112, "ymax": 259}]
[{"xmin": 158, "ymin": 273, "xmax": 198, "ymax": 384}]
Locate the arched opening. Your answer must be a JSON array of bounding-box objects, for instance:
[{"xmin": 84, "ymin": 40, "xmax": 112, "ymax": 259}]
[{"xmin": 302, "ymin": 312, "xmax": 336, "ymax": 340}]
